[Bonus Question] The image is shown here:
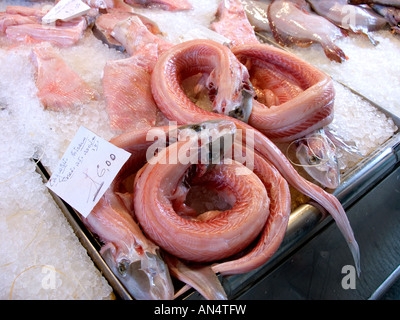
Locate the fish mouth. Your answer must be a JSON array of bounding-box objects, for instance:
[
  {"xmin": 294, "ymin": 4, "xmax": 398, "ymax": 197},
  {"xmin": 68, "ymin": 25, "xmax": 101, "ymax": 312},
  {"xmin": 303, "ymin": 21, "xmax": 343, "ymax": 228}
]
[
  {"xmin": 178, "ymin": 120, "xmax": 237, "ymax": 165},
  {"xmin": 102, "ymin": 247, "xmax": 174, "ymax": 300},
  {"xmin": 228, "ymin": 89, "xmax": 253, "ymax": 123}
]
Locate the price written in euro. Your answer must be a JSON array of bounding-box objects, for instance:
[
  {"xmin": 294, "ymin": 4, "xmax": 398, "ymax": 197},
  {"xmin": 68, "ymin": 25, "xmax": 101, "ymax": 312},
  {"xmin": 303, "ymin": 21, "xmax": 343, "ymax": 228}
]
[{"xmin": 46, "ymin": 126, "xmax": 130, "ymax": 218}]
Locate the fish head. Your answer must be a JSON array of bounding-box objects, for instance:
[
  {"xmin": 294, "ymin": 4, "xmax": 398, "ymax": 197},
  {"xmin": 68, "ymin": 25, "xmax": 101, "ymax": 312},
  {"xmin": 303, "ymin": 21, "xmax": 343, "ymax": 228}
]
[
  {"xmin": 102, "ymin": 244, "xmax": 174, "ymax": 300},
  {"xmin": 176, "ymin": 119, "xmax": 237, "ymax": 165},
  {"xmin": 227, "ymin": 87, "xmax": 254, "ymax": 123},
  {"xmin": 208, "ymin": 51, "xmax": 255, "ymax": 123},
  {"xmin": 291, "ymin": 130, "xmax": 340, "ymax": 189}
]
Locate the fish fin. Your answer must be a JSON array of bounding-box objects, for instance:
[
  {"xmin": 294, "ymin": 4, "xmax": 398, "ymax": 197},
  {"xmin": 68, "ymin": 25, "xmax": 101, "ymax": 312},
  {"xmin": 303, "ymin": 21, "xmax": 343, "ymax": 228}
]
[
  {"xmin": 322, "ymin": 43, "xmax": 348, "ymax": 63},
  {"xmin": 164, "ymin": 253, "xmax": 227, "ymax": 300}
]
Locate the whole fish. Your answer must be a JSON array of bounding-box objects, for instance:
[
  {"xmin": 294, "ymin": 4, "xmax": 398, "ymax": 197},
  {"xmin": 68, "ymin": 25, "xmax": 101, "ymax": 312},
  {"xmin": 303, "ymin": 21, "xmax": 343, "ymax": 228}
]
[
  {"xmin": 307, "ymin": 0, "xmax": 388, "ymax": 45},
  {"xmin": 151, "ymin": 39, "xmax": 361, "ymax": 276},
  {"xmin": 349, "ymin": 0, "xmax": 400, "ymax": 8},
  {"xmin": 267, "ymin": 0, "xmax": 348, "ymax": 63},
  {"xmin": 290, "ymin": 128, "xmax": 340, "ymax": 189},
  {"xmin": 134, "ymin": 119, "xmax": 291, "ymax": 277},
  {"xmin": 83, "ymin": 126, "xmax": 175, "ymax": 300},
  {"xmin": 240, "ymin": 0, "xmax": 272, "ymax": 33},
  {"xmin": 134, "ymin": 120, "xmax": 271, "ymax": 262}
]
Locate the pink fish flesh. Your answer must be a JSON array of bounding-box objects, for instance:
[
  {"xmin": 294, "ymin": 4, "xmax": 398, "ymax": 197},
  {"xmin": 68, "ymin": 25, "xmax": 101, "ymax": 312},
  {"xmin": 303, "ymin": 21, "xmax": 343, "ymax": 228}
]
[
  {"xmin": 30, "ymin": 45, "xmax": 98, "ymax": 110},
  {"xmin": 93, "ymin": 10, "xmax": 161, "ymax": 51},
  {"xmin": 211, "ymin": 0, "xmax": 259, "ymax": 46},
  {"xmin": 103, "ymin": 52, "xmax": 159, "ymax": 132},
  {"xmin": 102, "ymin": 16, "xmax": 171, "ymax": 132},
  {"xmin": 151, "ymin": 39, "xmax": 361, "ymax": 276},
  {"xmin": 110, "ymin": 15, "xmax": 171, "ymax": 56},
  {"xmin": 0, "ymin": 13, "xmax": 40, "ymax": 33},
  {"xmin": 6, "ymin": 18, "xmax": 87, "ymax": 47}
]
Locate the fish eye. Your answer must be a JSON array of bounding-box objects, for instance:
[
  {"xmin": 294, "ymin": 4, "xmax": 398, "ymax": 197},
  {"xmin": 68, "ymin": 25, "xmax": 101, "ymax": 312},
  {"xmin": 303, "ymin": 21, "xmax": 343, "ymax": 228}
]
[
  {"xmin": 190, "ymin": 124, "xmax": 202, "ymax": 132},
  {"xmin": 229, "ymin": 106, "xmax": 243, "ymax": 119},
  {"xmin": 117, "ymin": 259, "xmax": 130, "ymax": 276},
  {"xmin": 308, "ymin": 155, "xmax": 320, "ymax": 165}
]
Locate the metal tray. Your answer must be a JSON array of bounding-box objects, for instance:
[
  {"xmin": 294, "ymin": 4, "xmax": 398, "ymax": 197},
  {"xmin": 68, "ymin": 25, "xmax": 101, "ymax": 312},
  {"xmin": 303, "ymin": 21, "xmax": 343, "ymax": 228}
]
[{"xmin": 34, "ymin": 40, "xmax": 400, "ymax": 299}]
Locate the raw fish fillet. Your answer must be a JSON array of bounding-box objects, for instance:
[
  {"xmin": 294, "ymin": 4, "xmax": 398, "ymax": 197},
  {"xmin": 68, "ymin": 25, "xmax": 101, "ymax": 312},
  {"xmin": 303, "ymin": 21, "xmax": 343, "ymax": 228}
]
[
  {"xmin": 0, "ymin": 14, "xmax": 39, "ymax": 33},
  {"xmin": 111, "ymin": 15, "xmax": 171, "ymax": 56},
  {"xmin": 5, "ymin": 5, "xmax": 48, "ymax": 18},
  {"xmin": 103, "ymin": 51, "xmax": 159, "ymax": 131},
  {"xmin": 93, "ymin": 10, "xmax": 161, "ymax": 51},
  {"xmin": 102, "ymin": 16, "xmax": 171, "ymax": 132},
  {"xmin": 211, "ymin": 0, "xmax": 259, "ymax": 46},
  {"xmin": 6, "ymin": 18, "xmax": 87, "ymax": 47},
  {"xmin": 30, "ymin": 45, "xmax": 98, "ymax": 110}
]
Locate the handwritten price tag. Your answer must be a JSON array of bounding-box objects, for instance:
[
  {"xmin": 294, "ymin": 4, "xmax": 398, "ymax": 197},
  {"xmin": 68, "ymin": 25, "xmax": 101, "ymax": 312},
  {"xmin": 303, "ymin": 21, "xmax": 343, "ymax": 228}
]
[{"xmin": 46, "ymin": 126, "xmax": 130, "ymax": 218}]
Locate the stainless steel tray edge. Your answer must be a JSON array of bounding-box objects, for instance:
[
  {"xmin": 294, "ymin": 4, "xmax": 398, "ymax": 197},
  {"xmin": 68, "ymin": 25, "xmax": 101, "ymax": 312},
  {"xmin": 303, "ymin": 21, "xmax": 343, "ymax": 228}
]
[{"xmin": 34, "ymin": 160, "xmax": 134, "ymax": 300}]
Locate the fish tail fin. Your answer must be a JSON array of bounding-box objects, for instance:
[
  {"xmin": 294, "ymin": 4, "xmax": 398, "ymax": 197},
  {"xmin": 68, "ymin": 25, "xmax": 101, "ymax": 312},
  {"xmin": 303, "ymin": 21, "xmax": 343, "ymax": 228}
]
[{"xmin": 322, "ymin": 43, "xmax": 348, "ymax": 63}]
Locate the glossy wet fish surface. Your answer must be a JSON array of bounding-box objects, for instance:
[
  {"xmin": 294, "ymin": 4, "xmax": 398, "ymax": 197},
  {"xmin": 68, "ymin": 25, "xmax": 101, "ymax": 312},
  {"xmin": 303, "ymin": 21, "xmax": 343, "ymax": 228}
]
[{"xmin": 0, "ymin": 0, "xmax": 367, "ymax": 300}]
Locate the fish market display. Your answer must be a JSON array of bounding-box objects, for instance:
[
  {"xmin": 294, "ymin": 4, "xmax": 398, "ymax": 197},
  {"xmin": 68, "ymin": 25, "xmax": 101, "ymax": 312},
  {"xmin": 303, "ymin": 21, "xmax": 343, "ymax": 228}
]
[
  {"xmin": 151, "ymin": 39, "xmax": 360, "ymax": 277},
  {"xmin": 84, "ymin": 126, "xmax": 175, "ymax": 300},
  {"xmin": 1, "ymin": 0, "xmax": 398, "ymax": 301}
]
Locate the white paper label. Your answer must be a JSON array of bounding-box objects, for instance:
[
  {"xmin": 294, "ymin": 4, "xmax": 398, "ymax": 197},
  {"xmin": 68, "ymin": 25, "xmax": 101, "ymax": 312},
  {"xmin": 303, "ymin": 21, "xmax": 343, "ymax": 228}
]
[
  {"xmin": 42, "ymin": 0, "xmax": 91, "ymax": 24},
  {"xmin": 46, "ymin": 126, "xmax": 130, "ymax": 218}
]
